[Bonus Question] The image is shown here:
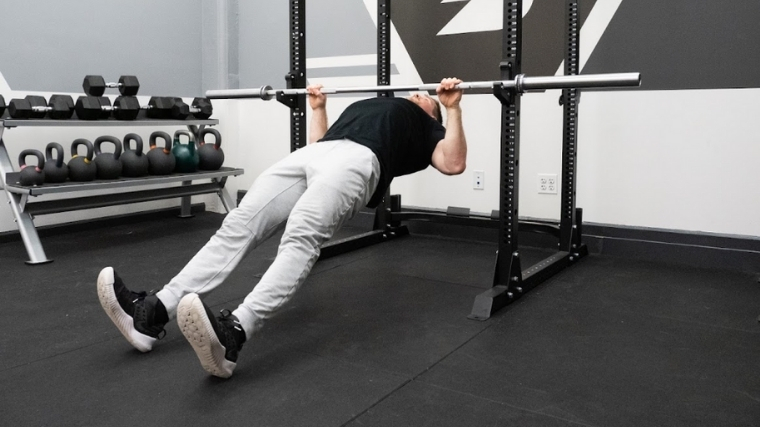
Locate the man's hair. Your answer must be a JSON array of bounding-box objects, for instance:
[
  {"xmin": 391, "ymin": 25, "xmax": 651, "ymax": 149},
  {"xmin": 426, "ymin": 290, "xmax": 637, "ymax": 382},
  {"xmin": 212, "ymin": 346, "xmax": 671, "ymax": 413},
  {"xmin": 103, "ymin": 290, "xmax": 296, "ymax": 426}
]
[{"xmin": 431, "ymin": 97, "xmax": 443, "ymax": 124}]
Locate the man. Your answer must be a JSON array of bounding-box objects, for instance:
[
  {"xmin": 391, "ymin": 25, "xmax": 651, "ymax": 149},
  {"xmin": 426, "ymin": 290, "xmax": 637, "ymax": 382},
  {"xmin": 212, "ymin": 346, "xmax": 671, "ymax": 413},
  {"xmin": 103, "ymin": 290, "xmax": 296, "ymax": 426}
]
[{"xmin": 97, "ymin": 78, "xmax": 466, "ymax": 378}]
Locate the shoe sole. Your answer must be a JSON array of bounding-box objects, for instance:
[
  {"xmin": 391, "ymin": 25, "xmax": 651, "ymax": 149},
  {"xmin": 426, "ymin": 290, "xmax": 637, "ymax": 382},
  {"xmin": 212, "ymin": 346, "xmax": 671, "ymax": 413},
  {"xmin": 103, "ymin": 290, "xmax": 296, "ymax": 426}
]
[
  {"xmin": 96, "ymin": 267, "xmax": 155, "ymax": 353},
  {"xmin": 177, "ymin": 293, "xmax": 236, "ymax": 378}
]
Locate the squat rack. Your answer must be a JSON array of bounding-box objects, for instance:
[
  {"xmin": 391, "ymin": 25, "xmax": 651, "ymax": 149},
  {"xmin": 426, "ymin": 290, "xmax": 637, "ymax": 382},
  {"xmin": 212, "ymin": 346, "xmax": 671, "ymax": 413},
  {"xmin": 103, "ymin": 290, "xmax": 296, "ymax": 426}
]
[
  {"xmin": 272, "ymin": 0, "xmax": 619, "ymax": 320},
  {"xmin": 469, "ymin": 0, "xmax": 587, "ymax": 320}
]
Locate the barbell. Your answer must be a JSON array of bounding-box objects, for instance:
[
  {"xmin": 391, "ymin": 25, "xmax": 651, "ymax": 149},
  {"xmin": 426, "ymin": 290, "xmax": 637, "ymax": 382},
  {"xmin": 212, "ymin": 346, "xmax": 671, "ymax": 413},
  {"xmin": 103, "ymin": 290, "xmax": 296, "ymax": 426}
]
[{"xmin": 205, "ymin": 72, "xmax": 641, "ymax": 100}]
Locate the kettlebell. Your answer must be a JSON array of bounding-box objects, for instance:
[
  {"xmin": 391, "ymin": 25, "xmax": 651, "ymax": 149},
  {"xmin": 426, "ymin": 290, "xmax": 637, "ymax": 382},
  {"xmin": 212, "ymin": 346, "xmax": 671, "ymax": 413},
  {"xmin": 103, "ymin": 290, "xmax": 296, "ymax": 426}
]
[
  {"xmin": 171, "ymin": 130, "xmax": 198, "ymax": 173},
  {"xmin": 197, "ymin": 128, "xmax": 224, "ymax": 170},
  {"xmin": 43, "ymin": 142, "xmax": 69, "ymax": 183},
  {"xmin": 121, "ymin": 133, "xmax": 149, "ymax": 177},
  {"xmin": 94, "ymin": 136, "xmax": 123, "ymax": 179},
  {"xmin": 147, "ymin": 131, "xmax": 175, "ymax": 175},
  {"xmin": 17, "ymin": 149, "xmax": 46, "ymax": 186},
  {"xmin": 69, "ymin": 139, "xmax": 97, "ymax": 182}
]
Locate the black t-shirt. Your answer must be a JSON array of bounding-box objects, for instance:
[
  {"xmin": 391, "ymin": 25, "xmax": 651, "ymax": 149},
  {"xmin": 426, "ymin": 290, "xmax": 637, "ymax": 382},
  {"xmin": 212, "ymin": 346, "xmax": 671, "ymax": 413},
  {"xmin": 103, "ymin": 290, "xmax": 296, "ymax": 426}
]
[{"xmin": 319, "ymin": 97, "xmax": 446, "ymax": 207}]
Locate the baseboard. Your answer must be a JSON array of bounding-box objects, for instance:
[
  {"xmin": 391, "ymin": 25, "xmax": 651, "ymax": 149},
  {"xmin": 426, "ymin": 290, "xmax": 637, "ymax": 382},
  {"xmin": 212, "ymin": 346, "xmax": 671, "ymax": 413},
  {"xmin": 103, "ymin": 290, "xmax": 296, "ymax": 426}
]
[
  {"xmin": 358, "ymin": 207, "xmax": 760, "ymax": 274},
  {"xmin": 582, "ymin": 223, "xmax": 760, "ymax": 274},
  {"xmin": 234, "ymin": 192, "xmax": 760, "ymax": 274},
  {"xmin": 0, "ymin": 203, "xmax": 207, "ymax": 244}
]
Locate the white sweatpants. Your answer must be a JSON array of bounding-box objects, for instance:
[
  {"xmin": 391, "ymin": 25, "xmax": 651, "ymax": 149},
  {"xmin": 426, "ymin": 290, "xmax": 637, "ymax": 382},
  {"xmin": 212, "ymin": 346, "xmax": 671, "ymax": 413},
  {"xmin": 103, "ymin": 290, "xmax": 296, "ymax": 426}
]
[{"xmin": 156, "ymin": 140, "xmax": 381, "ymax": 339}]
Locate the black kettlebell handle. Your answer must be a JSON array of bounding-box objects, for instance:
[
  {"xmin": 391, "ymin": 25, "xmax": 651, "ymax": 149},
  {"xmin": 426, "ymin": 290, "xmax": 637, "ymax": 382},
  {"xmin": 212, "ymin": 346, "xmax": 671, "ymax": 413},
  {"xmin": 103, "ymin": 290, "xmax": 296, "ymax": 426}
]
[
  {"xmin": 19, "ymin": 149, "xmax": 45, "ymax": 171},
  {"xmin": 94, "ymin": 136, "xmax": 123, "ymax": 159},
  {"xmin": 199, "ymin": 128, "xmax": 222, "ymax": 149},
  {"xmin": 71, "ymin": 139, "xmax": 95, "ymax": 161},
  {"xmin": 123, "ymin": 133, "xmax": 144, "ymax": 154},
  {"xmin": 149, "ymin": 131, "xmax": 172, "ymax": 152},
  {"xmin": 45, "ymin": 142, "xmax": 66, "ymax": 167}
]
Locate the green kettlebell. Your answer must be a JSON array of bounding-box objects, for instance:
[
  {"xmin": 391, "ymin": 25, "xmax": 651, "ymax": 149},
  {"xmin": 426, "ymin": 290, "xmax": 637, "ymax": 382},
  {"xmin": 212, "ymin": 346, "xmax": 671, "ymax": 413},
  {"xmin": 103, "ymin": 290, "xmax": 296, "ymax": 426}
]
[{"xmin": 171, "ymin": 130, "xmax": 198, "ymax": 173}]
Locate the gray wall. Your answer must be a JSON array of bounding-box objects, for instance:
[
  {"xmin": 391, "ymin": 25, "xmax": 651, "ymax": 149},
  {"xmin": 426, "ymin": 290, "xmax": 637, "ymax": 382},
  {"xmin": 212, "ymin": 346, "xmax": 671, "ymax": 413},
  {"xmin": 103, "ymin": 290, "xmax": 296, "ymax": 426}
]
[
  {"xmin": 202, "ymin": 0, "xmax": 239, "ymax": 92},
  {"xmin": 1, "ymin": 0, "xmax": 204, "ymax": 96},
  {"xmin": 238, "ymin": 1, "xmax": 288, "ymax": 89},
  {"xmin": 306, "ymin": 0, "xmax": 376, "ymax": 58},
  {"xmin": 237, "ymin": 0, "xmax": 377, "ymax": 89}
]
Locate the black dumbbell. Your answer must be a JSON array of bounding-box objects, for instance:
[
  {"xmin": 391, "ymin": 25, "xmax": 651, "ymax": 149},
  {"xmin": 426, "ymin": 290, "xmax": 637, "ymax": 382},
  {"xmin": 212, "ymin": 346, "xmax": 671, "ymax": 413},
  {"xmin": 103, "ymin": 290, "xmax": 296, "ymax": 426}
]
[
  {"xmin": 75, "ymin": 96, "xmax": 112, "ymax": 120},
  {"xmin": 0, "ymin": 95, "xmax": 6, "ymax": 117},
  {"xmin": 75, "ymin": 96, "xmax": 174, "ymax": 120},
  {"xmin": 107, "ymin": 96, "xmax": 175, "ymax": 120},
  {"xmin": 170, "ymin": 97, "xmax": 213, "ymax": 119},
  {"xmin": 83, "ymin": 75, "xmax": 140, "ymax": 97},
  {"xmin": 8, "ymin": 95, "xmax": 75, "ymax": 119},
  {"xmin": 141, "ymin": 97, "xmax": 176, "ymax": 119}
]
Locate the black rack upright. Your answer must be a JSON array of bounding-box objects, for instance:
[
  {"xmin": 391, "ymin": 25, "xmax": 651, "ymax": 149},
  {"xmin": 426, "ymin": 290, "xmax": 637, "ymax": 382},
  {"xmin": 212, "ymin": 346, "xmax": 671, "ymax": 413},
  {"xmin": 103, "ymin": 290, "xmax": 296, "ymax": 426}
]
[
  {"xmin": 277, "ymin": 0, "xmax": 307, "ymax": 151},
  {"xmin": 559, "ymin": 0, "xmax": 587, "ymax": 256},
  {"xmin": 468, "ymin": 0, "xmax": 587, "ymax": 319}
]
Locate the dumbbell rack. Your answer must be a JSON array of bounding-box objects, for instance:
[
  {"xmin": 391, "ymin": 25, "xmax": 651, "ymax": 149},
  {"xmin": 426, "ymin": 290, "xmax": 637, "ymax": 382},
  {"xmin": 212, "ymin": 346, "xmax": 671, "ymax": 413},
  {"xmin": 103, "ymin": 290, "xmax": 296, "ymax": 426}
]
[{"xmin": 0, "ymin": 118, "xmax": 244, "ymax": 265}]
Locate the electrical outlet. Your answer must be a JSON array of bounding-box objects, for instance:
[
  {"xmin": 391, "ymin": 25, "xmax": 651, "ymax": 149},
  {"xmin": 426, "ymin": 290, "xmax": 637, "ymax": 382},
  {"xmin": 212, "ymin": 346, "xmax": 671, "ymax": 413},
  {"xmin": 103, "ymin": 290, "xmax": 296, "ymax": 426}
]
[
  {"xmin": 473, "ymin": 170, "xmax": 484, "ymax": 190},
  {"xmin": 538, "ymin": 173, "xmax": 558, "ymax": 194}
]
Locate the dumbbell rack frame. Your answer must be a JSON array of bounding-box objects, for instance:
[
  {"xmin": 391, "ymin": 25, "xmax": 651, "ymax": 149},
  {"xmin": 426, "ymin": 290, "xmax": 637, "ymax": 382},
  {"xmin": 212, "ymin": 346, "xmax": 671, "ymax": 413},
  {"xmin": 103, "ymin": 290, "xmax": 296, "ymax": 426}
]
[{"xmin": 0, "ymin": 118, "xmax": 244, "ymax": 265}]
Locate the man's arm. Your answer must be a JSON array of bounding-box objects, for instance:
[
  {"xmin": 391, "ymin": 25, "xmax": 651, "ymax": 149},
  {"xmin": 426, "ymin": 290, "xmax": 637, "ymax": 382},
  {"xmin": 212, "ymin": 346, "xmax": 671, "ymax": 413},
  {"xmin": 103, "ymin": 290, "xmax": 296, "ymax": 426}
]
[
  {"xmin": 308, "ymin": 84, "xmax": 327, "ymax": 144},
  {"xmin": 431, "ymin": 78, "xmax": 466, "ymax": 175}
]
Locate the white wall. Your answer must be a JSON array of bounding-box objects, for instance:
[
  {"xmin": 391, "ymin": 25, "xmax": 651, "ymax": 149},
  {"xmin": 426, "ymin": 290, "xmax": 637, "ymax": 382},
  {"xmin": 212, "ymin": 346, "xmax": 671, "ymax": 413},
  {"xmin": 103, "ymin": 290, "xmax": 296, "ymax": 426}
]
[
  {"xmin": 577, "ymin": 88, "xmax": 760, "ymax": 235},
  {"xmin": 217, "ymin": 85, "xmax": 760, "ymax": 240},
  {"xmin": 399, "ymin": 87, "xmax": 760, "ymax": 238}
]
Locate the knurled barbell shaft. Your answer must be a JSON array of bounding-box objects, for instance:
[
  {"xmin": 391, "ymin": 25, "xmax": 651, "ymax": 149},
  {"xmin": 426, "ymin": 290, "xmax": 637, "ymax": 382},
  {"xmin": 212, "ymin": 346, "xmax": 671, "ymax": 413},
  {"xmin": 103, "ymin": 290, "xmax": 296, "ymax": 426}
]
[{"xmin": 205, "ymin": 72, "xmax": 641, "ymax": 100}]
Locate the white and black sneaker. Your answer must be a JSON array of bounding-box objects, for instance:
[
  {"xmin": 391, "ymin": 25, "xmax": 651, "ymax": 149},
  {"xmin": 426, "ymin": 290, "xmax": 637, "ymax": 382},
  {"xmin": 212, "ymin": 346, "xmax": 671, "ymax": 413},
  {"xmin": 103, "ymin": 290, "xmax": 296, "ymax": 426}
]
[
  {"xmin": 97, "ymin": 267, "xmax": 168, "ymax": 352},
  {"xmin": 177, "ymin": 293, "xmax": 246, "ymax": 378}
]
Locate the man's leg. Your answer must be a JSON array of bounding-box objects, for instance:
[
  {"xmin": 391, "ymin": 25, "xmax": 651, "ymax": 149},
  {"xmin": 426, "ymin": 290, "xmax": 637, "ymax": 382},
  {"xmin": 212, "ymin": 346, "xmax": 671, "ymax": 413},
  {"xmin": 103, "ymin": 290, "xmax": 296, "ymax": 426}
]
[
  {"xmin": 177, "ymin": 140, "xmax": 380, "ymax": 377},
  {"xmin": 154, "ymin": 157, "xmax": 309, "ymax": 317},
  {"xmin": 97, "ymin": 146, "xmax": 317, "ymax": 352},
  {"xmin": 233, "ymin": 141, "xmax": 381, "ymax": 335}
]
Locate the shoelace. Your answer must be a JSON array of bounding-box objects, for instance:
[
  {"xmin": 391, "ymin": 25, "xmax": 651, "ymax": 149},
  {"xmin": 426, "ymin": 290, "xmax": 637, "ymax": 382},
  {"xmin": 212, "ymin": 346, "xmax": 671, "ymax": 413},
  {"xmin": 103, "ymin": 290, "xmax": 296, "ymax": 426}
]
[
  {"xmin": 217, "ymin": 309, "xmax": 245, "ymax": 350},
  {"xmin": 132, "ymin": 290, "xmax": 167, "ymax": 339},
  {"xmin": 131, "ymin": 289, "xmax": 158, "ymax": 304}
]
